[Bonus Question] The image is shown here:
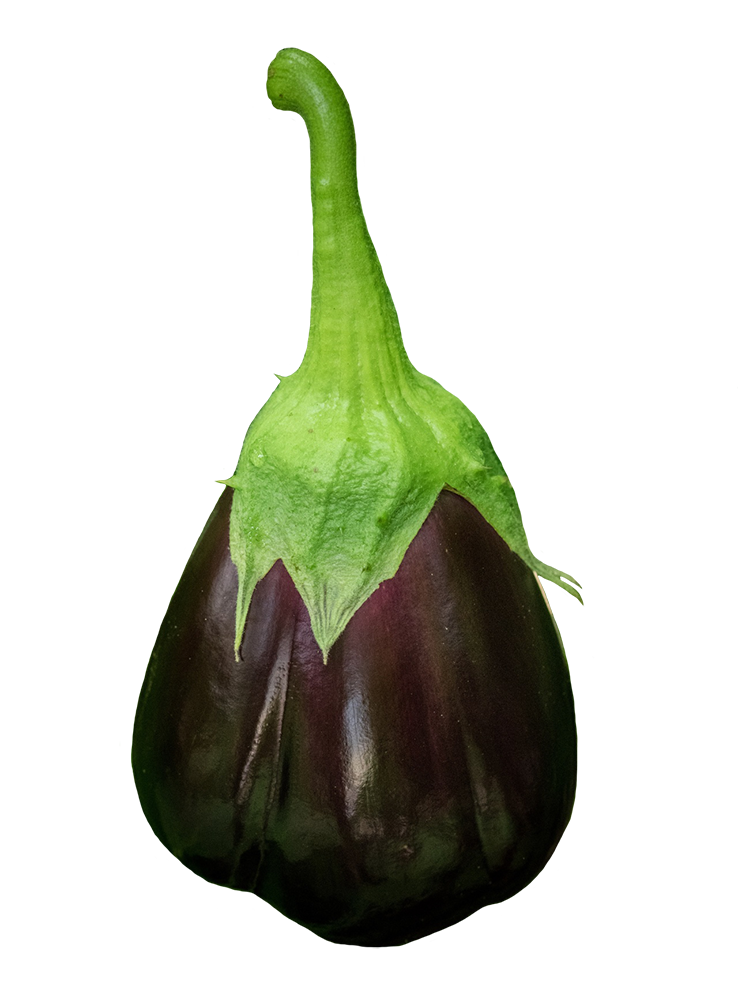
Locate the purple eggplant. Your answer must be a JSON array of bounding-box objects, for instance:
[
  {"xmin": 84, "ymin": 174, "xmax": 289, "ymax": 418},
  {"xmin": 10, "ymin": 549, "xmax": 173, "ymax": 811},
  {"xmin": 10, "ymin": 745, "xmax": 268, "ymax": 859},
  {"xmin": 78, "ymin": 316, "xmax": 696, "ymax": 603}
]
[
  {"xmin": 133, "ymin": 48, "xmax": 579, "ymax": 946},
  {"xmin": 133, "ymin": 488, "xmax": 575, "ymax": 946}
]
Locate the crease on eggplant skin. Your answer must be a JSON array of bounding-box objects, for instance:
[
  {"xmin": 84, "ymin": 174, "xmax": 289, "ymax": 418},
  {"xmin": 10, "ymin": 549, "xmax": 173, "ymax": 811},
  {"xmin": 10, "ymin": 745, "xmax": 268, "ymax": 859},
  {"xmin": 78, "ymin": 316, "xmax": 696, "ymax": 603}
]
[{"xmin": 230, "ymin": 605, "xmax": 294, "ymax": 891}]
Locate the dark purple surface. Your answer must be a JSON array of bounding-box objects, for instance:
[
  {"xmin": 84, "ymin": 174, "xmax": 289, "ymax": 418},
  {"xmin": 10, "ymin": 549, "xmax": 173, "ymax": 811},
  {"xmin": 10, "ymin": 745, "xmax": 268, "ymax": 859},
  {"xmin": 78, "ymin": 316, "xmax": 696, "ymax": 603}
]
[{"xmin": 133, "ymin": 488, "xmax": 576, "ymax": 946}]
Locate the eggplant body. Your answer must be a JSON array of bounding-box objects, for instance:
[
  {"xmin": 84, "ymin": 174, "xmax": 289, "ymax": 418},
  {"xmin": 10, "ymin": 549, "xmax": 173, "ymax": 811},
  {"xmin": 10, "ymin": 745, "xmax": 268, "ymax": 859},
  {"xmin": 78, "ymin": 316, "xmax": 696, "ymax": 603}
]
[{"xmin": 132, "ymin": 488, "xmax": 576, "ymax": 946}]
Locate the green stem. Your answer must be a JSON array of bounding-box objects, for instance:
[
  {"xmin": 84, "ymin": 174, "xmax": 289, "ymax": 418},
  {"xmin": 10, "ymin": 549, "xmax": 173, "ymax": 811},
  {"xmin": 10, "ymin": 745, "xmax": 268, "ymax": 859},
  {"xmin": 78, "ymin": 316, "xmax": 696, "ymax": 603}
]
[{"xmin": 266, "ymin": 48, "xmax": 412, "ymax": 396}]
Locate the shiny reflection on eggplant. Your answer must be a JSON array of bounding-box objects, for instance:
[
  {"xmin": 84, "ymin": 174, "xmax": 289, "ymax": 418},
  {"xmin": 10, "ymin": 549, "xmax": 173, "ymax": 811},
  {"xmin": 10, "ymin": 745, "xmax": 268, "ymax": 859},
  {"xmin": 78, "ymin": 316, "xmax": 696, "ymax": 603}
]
[{"xmin": 341, "ymin": 686, "xmax": 377, "ymax": 820}]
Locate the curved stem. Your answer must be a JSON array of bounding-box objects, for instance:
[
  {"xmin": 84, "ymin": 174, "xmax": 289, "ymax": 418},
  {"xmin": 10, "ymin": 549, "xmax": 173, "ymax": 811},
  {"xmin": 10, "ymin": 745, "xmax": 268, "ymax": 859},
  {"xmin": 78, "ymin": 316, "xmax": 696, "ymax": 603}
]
[{"xmin": 267, "ymin": 49, "xmax": 412, "ymax": 393}]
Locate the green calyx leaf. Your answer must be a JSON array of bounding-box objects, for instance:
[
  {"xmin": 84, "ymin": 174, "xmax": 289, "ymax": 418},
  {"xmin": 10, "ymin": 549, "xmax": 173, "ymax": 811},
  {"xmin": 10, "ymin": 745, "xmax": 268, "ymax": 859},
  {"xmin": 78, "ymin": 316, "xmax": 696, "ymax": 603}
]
[{"xmin": 228, "ymin": 49, "xmax": 580, "ymax": 662}]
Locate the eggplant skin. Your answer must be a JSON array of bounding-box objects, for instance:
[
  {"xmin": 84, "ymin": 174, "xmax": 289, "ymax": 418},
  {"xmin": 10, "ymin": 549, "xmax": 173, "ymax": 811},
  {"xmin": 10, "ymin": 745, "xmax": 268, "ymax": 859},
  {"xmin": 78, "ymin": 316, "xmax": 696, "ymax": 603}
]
[{"xmin": 132, "ymin": 488, "xmax": 576, "ymax": 947}]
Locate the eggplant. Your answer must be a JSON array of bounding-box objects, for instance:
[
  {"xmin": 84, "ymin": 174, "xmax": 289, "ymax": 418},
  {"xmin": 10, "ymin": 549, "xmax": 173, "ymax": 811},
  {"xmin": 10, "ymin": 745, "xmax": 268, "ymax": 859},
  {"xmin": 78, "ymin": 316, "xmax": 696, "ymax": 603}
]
[
  {"xmin": 133, "ymin": 487, "xmax": 575, "ymax": 946},
  {"xmin": 133, "ymin": 48, "xmax": 580, "ymax": 947}
]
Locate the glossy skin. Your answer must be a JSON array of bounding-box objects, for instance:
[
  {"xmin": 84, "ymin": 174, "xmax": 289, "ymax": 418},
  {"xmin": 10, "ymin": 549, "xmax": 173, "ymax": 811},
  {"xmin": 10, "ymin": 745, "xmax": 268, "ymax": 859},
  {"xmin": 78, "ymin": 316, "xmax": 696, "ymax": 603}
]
[{"xmin": 133, "ymin": 488, "xmax": 576, "ymax": 946}]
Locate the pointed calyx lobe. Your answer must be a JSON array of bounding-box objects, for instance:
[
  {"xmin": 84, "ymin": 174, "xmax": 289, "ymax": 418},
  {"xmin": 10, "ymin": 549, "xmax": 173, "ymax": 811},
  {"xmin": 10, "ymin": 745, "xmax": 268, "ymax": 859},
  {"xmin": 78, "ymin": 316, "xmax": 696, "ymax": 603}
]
[{"xmin": 227, "ymin": 48, "xmax": 579, "ymax": 660}]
